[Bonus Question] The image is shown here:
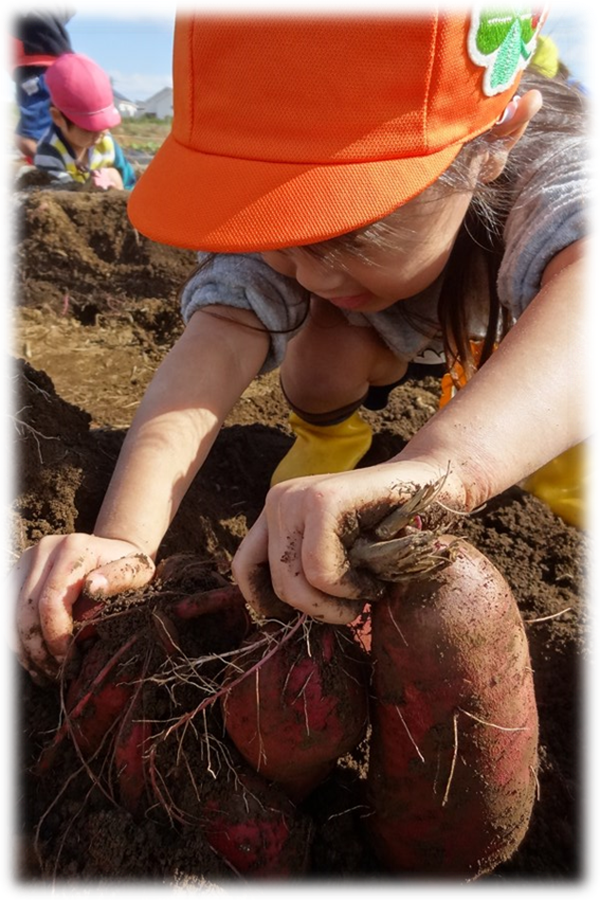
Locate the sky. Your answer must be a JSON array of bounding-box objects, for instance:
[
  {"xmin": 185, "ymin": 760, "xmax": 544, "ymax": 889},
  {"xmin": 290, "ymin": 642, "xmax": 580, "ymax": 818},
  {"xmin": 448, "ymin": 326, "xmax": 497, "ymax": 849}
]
[{"xmin": 4, "ymin": 2, "xmax": 593, "ymax": 104}]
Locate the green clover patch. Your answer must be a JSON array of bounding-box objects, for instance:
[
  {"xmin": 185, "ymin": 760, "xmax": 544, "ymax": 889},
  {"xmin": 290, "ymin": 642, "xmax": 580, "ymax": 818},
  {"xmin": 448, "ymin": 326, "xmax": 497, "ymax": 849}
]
[{"xmin": 468, "ymin": 8, "xmax": 546, "ymax": 95}]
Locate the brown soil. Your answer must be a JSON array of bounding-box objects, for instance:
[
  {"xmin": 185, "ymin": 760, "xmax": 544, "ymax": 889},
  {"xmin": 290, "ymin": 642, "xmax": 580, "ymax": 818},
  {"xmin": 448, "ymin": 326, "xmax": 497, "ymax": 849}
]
[{"xmin": 10, "ymin": 185, "xmax": 588, "ymax": 885}]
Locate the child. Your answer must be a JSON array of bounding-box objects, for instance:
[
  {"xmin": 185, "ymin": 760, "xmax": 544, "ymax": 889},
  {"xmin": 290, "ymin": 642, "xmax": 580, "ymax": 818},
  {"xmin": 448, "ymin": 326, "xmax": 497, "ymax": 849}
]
[
  {"xmin": 33, "ymin": 52, "xmax": 136, "ymax": 190},
  {"xmin": 11, "ymin": 9, "xmax": 74, "ymax": 162},
  {"xmin": 15, "ymin": 5, "xmax": 588, "ymax": 685},
  {"xmin": 14, "ymin": 11, "xmax": 587, "ymax": 872}
]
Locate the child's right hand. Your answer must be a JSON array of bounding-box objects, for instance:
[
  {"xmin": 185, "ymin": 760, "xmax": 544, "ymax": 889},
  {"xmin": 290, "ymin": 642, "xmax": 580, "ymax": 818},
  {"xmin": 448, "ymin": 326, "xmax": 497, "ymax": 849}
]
[
  {"xmin": 12, "ymin": 534, "xmax": 155, "ymax": 680},
  {"xmin": 91, "ymin": 167, "xmax": 123, "ymax": 190}
]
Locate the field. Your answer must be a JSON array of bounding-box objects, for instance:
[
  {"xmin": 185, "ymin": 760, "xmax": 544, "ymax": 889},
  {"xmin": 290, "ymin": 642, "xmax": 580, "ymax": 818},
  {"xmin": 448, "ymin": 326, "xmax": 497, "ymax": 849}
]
[{"xmin": 9, "ymin": 175, "xmax": 588, "ymax": 885}]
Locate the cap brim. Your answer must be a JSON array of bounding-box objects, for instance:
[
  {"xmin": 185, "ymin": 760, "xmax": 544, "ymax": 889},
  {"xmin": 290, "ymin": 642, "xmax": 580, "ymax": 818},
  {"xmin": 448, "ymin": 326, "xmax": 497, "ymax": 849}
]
[
  {"xmin": 70, "ymin": 106, "xmax": 121, "ymax": 132},
  {"xmin": 127, "ymin": 133, "xmax": 462, "ymax": 253}
]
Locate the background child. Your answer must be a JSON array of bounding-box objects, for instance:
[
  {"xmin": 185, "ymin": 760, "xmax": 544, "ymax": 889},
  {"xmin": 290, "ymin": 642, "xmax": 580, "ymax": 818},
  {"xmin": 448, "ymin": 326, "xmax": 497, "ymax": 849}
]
[
  {"xmin": 11, "ymin": 9, "xmax": 74, "ymax": 162},
  {"xmin": 33, "ymin": 52, "xmax": 136, "ymax": 190},
  {"xmin": 14, "ymin": 9, "xmax": 587, "ymax": 738}
]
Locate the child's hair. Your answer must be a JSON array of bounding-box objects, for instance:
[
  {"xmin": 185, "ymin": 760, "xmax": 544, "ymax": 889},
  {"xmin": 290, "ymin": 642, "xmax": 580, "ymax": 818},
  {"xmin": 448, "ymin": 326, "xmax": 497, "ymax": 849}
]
[{"xmin": 300, "ymin": 67, "xmax": 586, "ymax": 380}]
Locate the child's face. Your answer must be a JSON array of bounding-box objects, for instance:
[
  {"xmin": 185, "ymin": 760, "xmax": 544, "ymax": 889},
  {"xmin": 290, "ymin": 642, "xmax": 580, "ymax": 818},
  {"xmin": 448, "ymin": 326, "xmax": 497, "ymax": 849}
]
[
  {"xmin": 261, "ymin": 187, "xmax": 474, "ymax": 312},
  {"xmin": 62, "ymin": 120, "xmax": 106, "ymax": 153},
  {"xmin": 53, "ymin": 108, "xmax": 105, "ymax": 154}
]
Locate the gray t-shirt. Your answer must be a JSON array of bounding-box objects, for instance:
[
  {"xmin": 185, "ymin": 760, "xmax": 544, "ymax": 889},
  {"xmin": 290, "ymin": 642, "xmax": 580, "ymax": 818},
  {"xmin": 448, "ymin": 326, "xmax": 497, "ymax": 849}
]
[{"xmin": 180, "ymin": 131, "xmax": 587, "ymax": 376}]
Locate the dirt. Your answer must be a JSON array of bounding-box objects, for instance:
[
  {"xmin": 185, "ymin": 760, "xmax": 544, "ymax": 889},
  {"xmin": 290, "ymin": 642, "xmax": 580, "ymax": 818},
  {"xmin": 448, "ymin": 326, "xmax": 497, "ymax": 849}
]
[{"xmin": 9, "ymin": 184, "xmax": 588, "ymax": 886}]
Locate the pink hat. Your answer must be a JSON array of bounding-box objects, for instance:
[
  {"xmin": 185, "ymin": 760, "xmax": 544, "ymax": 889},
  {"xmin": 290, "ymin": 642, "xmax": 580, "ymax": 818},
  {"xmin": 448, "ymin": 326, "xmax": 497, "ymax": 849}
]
[{"xmin": 46, "ymin": 52, "xmax": 121, "ymax": 131}]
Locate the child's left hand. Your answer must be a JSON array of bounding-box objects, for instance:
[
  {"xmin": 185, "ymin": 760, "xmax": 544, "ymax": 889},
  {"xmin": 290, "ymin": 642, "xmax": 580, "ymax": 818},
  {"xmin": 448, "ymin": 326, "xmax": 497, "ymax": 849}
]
[{"xmin": 232, "ymin": 461, "xmax": 465, "ymax": 623}]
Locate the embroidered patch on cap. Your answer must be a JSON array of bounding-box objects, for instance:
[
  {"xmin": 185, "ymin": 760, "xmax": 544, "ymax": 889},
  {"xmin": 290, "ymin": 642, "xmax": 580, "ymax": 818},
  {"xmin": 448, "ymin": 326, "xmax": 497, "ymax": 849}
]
[{"xmin": 468, "ymin": 8, "xmax": 547, "ymax": 96}]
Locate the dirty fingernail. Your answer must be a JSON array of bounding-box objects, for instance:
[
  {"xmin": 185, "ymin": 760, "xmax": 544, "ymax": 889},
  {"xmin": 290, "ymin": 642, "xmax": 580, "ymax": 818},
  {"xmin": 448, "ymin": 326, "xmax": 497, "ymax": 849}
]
[{"xmin": 85, "ymin": 574, "xmax": 109, "ymax": 596}]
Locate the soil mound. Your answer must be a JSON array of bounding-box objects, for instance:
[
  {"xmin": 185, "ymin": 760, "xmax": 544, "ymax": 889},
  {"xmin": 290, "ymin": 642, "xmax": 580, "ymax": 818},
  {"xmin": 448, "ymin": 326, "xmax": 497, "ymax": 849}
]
[{"xmin": 3, "ymin": 185, "xmax": 196, "ymax": 321}]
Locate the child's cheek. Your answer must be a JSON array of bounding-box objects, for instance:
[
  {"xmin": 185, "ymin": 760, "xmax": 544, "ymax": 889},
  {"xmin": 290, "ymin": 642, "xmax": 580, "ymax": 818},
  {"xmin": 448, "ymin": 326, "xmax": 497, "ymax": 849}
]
[{"xmin": 260, "ymin": 252, "xmax": 297, "ymax": 279}]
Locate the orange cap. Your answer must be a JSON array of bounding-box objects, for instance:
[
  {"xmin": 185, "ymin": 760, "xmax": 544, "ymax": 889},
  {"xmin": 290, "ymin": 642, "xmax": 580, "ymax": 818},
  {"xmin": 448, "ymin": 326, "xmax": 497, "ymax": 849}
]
[{"xmin": 128, "ymin": 10, "xmax": 545, "ymax": 252}]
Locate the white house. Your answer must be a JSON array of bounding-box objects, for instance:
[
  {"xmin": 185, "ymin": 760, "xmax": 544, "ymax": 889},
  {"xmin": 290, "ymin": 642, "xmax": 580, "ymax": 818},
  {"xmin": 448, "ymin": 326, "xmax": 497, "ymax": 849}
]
[
  {"xmin": 137, "ymin": 88, "xmax": 173, "ymax": 120},
  {"xmin": 113, "ymin": 90, "xmax": 139, "ymax": 119}
]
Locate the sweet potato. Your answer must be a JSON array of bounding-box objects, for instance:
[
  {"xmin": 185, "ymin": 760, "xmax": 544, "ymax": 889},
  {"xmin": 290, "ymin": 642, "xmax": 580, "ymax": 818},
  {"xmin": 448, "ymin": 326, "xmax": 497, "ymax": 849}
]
[
  {"xmin": 365, "ymin": 536, "xmax": 539, "ymax": 878},
  {"xmin": 37, "ymin": 634, "xmax": 141, "ymax": 773},
  {"xmin": 201, "ymin": 766, "xmax": 313, "ymax": 877},
  {"xmin": 169, "ymin": 584, "xmax": 252, "ymax": 646},
  {"xmin": 39, "ymin": 576, "xmax": 244, "ymax": 784},
  {"xmin": 221, "ymin": 619, "xmax": 369, "ymax": 802},
  {"xmin": 113, "ymin": 696, "xmax": 152, "ymax": 815},
  {"xmin": 66, "ymin": 637, "xmax": 140, "ymax": 758}
]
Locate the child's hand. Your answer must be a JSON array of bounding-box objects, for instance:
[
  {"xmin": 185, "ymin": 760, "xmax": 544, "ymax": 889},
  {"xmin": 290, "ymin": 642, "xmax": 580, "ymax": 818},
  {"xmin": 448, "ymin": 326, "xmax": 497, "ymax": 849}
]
[
  {"xmin": 12, "ymin": 535, "xmax": 155, "ymax": 680},
  {"xmin": 232, "ymin": 461, "xmax": 464, "ymax": 623},
  {"xmin": 91, "ymin": 167, "xmax": 124, "ymax": 190}
]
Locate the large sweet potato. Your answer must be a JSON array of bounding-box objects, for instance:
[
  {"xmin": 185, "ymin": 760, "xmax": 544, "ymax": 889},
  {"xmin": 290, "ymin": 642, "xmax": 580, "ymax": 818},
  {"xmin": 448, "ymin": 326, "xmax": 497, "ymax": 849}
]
[
  {"xmin": 222, "ymin": 619, "xmax": 369, "ymax": 802},
  {"xmin": 365, "ymin": 536, "xmax": 538, "ymax": 878}
]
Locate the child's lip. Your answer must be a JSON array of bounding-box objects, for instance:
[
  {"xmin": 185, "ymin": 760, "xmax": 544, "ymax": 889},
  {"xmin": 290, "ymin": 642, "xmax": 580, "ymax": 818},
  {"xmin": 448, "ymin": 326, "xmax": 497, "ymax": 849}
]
[{"xmin": 321, "ymin": 292, "xmax": 373, "ymax": 310}]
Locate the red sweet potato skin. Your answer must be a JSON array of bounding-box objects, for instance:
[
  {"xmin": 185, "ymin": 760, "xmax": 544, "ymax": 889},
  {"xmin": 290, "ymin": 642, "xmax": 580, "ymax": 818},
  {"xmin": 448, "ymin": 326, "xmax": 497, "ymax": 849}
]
[
  {"xmin": 114, "ymin": 714, "xmax": 152, "ymax": 814},
  {"xmin": 365, "ymin": 537, "xmax": 538, "ymax": 878},
  {"xmin": 64, "ymin": 638, "xmax": 139, "ymax": 759},
  {"xmin": 222, "ymin": 622, "xmax": 369, "ymax": 802},
  {"xmin": 201, "ymin": 768, "xmax": 313, "ymax": 877}
]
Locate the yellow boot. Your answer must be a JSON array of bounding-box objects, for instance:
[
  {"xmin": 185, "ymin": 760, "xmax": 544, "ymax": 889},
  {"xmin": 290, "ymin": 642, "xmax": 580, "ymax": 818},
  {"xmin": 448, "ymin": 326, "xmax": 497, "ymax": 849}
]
[
  {"xmin": 271, "ymin": 411, "xmax": 373, "ymax": 486},
  {"xmin": 522, "ymin": 442, "xmax": 587, "ymax": 529}
]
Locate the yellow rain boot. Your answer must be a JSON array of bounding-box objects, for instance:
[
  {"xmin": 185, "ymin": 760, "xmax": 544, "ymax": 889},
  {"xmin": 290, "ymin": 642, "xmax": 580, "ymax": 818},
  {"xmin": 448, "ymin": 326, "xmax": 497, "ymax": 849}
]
[
  {"xmin": 271, "ymin": 410, "xmax": 373, "ymax": 486},
  {"xmin": 522, "ymin": 442, "xmax": 587, "ymax": 529}
]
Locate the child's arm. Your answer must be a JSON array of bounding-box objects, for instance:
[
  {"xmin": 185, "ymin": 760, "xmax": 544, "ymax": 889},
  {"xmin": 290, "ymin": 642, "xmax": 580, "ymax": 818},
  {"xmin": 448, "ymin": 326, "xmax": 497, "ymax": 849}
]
[
  {"xmin": 14, "ymin": 306, "xmax": 269, "ymax": 677},
  {"xmin": 110, "ymin": 139, "xmax": 136, "ymax": 189},
  {"xmin": 233, "ymin": 239, "xmax": 588, "ymax": 623}
]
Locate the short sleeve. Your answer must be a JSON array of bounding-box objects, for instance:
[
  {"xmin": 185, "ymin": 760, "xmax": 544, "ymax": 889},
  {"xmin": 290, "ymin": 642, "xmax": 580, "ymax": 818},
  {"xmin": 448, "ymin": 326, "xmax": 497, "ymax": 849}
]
[
  {"xmin": 498, "ymin": 135, "xmax": 588, "ymax": 318},
  {"xmin": 180, "ymin": 253, "xmax": 309, "ymax": 374}
]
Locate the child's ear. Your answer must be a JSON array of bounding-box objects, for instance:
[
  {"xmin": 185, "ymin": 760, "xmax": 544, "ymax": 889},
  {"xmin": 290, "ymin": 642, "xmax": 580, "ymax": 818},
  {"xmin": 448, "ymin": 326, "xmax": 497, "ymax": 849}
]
[
  {"xmin": 479, "ymin": 89, "xmax": 543, "ymax": 183},
  {"xmin": 49, "ymin": 105, "xmax": 66, "ymax": 128}
]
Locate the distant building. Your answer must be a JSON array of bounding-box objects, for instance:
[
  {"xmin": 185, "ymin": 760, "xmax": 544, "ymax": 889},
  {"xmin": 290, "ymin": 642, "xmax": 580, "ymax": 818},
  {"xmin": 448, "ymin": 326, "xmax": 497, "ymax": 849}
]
[
  {"xmin": 136, "ymin": 87, "xmax": 173, "ymax": 120},
  {"xmin": 113, "ymin": 89, "xmax": 138, "ymax": 119}
]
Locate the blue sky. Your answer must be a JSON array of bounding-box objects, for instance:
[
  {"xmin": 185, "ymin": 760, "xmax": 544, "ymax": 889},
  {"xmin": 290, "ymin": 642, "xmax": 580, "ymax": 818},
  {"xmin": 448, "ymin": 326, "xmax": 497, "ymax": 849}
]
[{"xmin": 5, "ymin": 4, "xmax": 591, "ymax": 103}]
